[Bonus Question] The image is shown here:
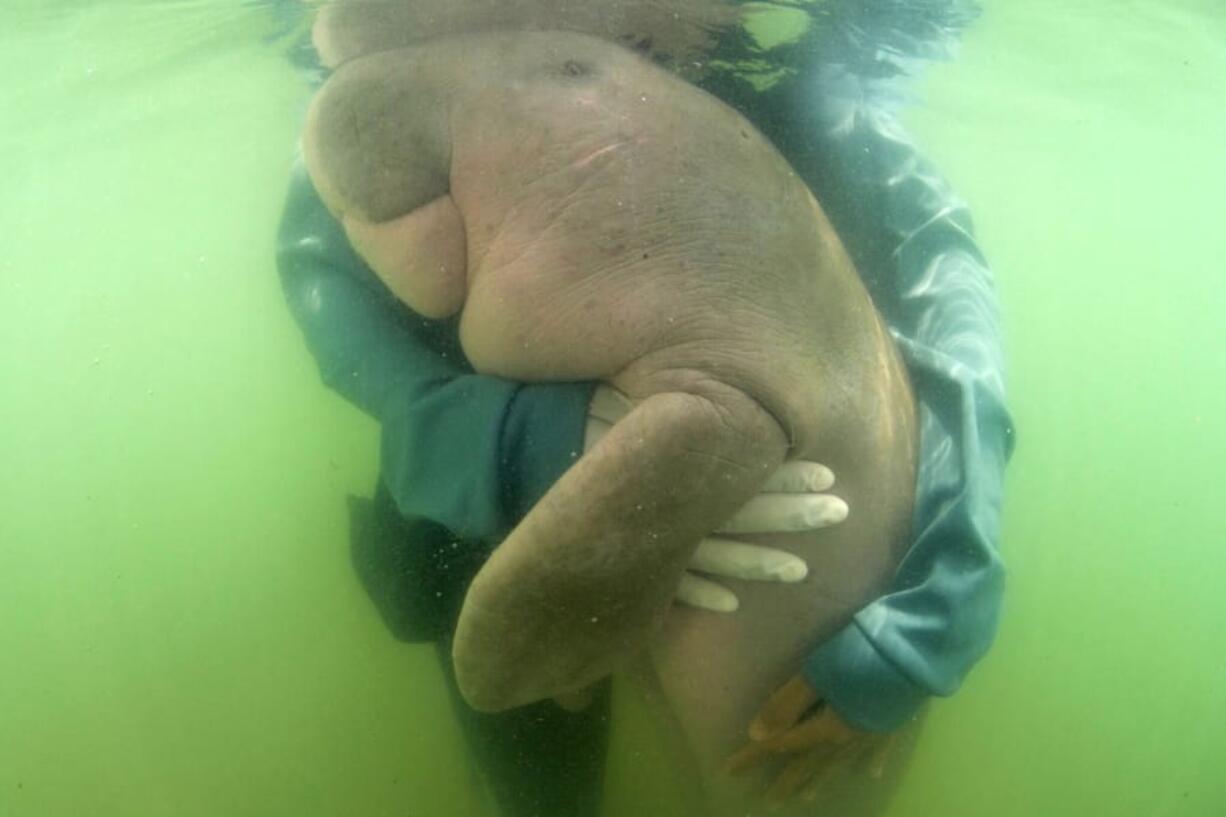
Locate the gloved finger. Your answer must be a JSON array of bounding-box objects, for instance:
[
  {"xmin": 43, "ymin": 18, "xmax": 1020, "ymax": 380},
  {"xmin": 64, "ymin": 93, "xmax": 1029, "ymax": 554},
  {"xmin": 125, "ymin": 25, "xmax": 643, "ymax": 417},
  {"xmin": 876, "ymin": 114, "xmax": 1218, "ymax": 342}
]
[
  {"xmin": 761, "ymin": 460, "xmax": 835, "ymax": 493},
  {"xmin": 688, "ymin": 537, "xmax": 808, "ymax": 582},
  {"xmin": 675, "ymin": 572, "xmax": 739, "ymax": 613},
  {"xmin": 749, "ymin": 675, "xmax": 820, "ymax": 740},
  {"xmin": 718, "ymin": 493, "xmax": 849, "ymax": 534},
  {"xmin": 587, "ymin": 383, "xmax": 634, "ymax": 424},
  {"xmin": 583, "ymin": 416, "xmax": 612, "ymax": 452}
]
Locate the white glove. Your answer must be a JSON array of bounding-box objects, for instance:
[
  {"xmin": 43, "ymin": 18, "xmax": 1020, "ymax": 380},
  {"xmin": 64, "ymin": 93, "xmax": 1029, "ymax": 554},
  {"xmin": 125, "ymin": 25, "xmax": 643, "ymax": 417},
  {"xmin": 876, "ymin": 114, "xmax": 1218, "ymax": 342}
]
[{"xmin": 585, "ymin": 384, "xmax": 849, "ymax": 613}]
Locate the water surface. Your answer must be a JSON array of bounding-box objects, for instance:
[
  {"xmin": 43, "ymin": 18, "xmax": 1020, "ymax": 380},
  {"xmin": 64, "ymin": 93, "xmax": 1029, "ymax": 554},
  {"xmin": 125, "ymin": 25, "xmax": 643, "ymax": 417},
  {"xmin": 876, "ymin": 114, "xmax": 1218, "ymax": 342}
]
[{"xmin": 1, "ymin": 2, "xmax": 1224, "ymax": 815}]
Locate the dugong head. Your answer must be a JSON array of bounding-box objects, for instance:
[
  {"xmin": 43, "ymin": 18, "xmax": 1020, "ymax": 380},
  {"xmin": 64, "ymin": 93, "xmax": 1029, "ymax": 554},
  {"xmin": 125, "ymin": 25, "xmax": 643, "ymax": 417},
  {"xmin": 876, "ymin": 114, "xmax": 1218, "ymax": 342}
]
[{"xmin": 312, "ymin": 0, "xmax": 745, "ymax": 70}]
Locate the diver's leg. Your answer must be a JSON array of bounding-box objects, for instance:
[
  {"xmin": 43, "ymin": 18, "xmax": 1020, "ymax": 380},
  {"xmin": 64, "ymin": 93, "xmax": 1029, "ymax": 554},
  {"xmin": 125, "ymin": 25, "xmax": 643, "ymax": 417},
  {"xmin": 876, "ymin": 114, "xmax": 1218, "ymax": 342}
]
[
  {"xmin": 350, "ymin": 485, "xmax": 612, "ymax": 816},
  {"xmin": 437, "ymin": 639, "xmax": 612, "ymax": 817},
  {"xmin": 348, "ymin": 482, "xmax": 490, "ymax": 644},
  {"xmin": 452, "ymin": 384, "xmax": 789, "ymax": 712}
]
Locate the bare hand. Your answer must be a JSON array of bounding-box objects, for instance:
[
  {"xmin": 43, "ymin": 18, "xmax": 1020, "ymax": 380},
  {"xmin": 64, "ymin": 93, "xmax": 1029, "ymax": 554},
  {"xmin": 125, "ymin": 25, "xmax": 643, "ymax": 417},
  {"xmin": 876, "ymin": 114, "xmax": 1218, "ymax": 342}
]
[{"xmin": 725, "ymin": 675, "xmax": 895, "ymax": 806}]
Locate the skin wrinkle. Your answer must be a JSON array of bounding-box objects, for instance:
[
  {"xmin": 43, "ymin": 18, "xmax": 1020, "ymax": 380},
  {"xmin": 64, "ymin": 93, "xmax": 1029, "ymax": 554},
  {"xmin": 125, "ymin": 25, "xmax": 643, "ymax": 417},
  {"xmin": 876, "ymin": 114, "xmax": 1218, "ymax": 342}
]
[
  {"xmin": 305, "ymin": 31, "xmax": 918, "ymax": 753},
  {"xmin": 621, "ymin": 361, "xmax": 792, "ymax": 457},
  {"xmin": 476, "ymin": 151, "xmax": 706, "ymax": 305},
  {"xmin": 470, "ymin": 180, "xmax": 617, "ymax": 297}
]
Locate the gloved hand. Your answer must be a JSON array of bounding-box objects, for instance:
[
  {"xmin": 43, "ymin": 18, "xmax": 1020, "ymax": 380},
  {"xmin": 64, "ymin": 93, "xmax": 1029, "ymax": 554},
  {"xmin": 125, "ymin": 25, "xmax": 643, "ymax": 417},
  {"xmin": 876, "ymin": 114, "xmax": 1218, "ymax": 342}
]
[
  {"xmin": 585, "ymin": 384, "xmax": 849, "ymax": 613},
  {"xmin": 725, "ymin": 675, "xmax": 895, "ymax": 806}
]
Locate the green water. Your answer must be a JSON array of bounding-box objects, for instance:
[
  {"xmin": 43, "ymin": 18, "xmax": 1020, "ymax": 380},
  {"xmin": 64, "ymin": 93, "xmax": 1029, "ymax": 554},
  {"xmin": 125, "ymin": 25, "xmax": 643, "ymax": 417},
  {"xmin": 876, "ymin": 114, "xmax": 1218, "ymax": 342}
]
[{"xmin": 2, "ymin": 2, "xmax": 1224, "ymax": 815}]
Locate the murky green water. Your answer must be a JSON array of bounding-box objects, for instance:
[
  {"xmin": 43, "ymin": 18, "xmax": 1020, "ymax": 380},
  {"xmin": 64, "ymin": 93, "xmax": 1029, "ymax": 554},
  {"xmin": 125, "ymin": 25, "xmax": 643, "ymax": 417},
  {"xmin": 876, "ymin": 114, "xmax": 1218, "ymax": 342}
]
[{"xmin": 2, "ymin": 2, "xmax": 1224, "ymax": 815}]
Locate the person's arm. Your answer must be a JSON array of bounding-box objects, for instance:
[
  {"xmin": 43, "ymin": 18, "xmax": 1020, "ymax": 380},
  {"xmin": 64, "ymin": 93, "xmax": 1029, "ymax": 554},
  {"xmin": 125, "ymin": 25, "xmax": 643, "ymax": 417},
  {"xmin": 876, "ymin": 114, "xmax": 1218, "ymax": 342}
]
[
  {"xmin": 785, "ymin": 91, "xmax": 1014, "ymax": 731},
  {"xmin": 726, "ymin": 96, "xmax": 1012, "ymax": 801},
  {"xmin": 682, "ymin": 0, "xmax": 1011, "ymax": 735},
  {"xmin": 276, "ymin": 161, "xmax": 594, "ymax": 540}
]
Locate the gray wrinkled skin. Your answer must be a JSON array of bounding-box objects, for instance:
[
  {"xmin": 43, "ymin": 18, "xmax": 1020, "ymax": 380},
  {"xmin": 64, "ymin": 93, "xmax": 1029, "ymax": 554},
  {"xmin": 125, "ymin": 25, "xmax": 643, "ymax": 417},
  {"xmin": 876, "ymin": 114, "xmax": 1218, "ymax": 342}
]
[{"xmin": 303, "ymin": 31, "xmax": 917, "ymax": 798}]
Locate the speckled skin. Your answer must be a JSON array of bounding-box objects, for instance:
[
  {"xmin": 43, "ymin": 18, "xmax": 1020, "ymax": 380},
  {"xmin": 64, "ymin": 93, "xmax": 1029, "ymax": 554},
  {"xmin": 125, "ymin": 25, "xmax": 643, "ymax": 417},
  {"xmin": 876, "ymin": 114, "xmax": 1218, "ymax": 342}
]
[{"xmin": 303, "ymin": 31, "xmax": 916, "ymax": 753}]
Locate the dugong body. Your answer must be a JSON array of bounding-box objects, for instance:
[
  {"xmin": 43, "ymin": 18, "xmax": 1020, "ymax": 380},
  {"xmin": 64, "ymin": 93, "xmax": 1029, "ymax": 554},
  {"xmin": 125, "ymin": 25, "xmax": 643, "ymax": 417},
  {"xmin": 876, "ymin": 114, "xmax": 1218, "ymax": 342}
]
[{"xmin": 304, "ymin": 30, "xmax": 917, "ymax": 757}]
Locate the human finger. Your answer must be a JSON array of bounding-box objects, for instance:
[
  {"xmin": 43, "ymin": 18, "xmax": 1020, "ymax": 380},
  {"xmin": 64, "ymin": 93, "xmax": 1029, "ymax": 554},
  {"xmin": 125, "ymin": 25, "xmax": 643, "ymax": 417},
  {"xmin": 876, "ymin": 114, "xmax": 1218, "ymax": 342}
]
[
  {"xmin": 724, "ymin": 737, "xmax": 774, "ymax": 775},
  {"xmin": 766, "ymin": 745, "xmax": 838, "ymax": 805},
  {"xmin": 749, "ymin": 676, "xmax": 820, "ymax": 741},
  {"xmin": 587, "ymin": 383, "xmax": 634, "ymax": 424},
  {"xmin": 801, "ymin": 743, "xmax": 861, "ymax": 803},
  {"xmin": 756, "ymin": 708, "xmax": 855, "ymax": 753},
  {"xmin": 718, "ymin": 493, "xmax": 849, "ymax": 534},
  {"xmin": 868, "ymin": 734, "xmax": 896, "ymax": 779},
  {"xmin": 761, "ymin": 461, "xmax": 835, "ymax": 493},
  {"xmin": 675, "ymin": 572, "xmax": 739, "ymax": 613},
  {"xmin": 583, "ymin": 416, "xmax": 612, "ymax": 452},
  {"xmin": 688, "ymin": 537, "xmax": 808, "ymax": 582},
  {"xmin": 726, "ymin": 707, "xmax": 849, "ymax": 775}
]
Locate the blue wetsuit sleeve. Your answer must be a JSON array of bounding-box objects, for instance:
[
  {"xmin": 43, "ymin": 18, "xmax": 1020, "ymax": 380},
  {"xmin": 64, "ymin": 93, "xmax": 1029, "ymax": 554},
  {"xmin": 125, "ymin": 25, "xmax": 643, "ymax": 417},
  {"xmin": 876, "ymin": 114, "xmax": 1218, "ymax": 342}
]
[
  {"xmin": 795, "ymin": 110, "xmax": 1015, "ymax": 732},
  {"xmin": 275, "ymin": 162, "xmax": 593, "ymax": 540}
]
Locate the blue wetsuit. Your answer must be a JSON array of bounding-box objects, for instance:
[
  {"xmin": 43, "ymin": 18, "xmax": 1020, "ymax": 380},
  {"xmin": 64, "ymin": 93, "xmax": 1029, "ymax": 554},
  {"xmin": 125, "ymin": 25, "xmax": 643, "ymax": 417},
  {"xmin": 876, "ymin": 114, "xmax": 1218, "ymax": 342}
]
[{"xmin": 275, "ymin": 2, "xmax": 1012, "ymax": 811}]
